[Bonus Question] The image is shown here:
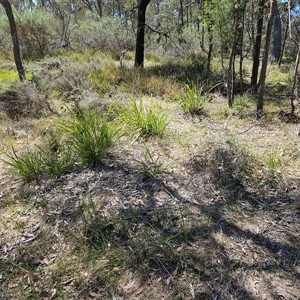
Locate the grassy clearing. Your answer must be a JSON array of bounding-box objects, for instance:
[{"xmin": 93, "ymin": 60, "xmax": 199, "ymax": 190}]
[{"xmin": 0, "ymin": 52, "xmax": 300, "ymax": 300}]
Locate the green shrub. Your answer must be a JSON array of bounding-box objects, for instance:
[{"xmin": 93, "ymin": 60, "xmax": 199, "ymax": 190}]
[
  {"xmin": 234, "ymin": 94, "xmax": 253, "ymax": 108},
  {"xmin": 71, "ymin": 14, "xmax": 135, "ymax": 53},
  {"xmin": 39, "ymin": 147, "xmax": 74, "ymax": 177},
  {"xmin": 15, "ymin": 8, "xmax": 53, "ymax": 59}
]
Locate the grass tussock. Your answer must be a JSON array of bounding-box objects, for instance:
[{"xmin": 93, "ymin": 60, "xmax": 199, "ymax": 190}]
[
  {"xmin": 57, "ymin": 108, "xmax": 116, "ymax": 166},
  {"xmin": 178, "ymin": 83, "xmax": 212, "ymax": 115},
  {"xmin": 113, "ymin": 97, "xmax": 170, "ymax": 139}
]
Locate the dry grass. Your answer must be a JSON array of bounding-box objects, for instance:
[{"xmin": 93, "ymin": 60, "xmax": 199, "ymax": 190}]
[{"xmin": 0, "ymin": 53, "xmax": 300, "ymax": 300}]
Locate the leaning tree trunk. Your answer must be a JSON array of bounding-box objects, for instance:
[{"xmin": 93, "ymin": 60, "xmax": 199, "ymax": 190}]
[
  {"xmin": 134, "ymin": 0, "xmax": 150, "ymax": 67},
  {"xmin": 288, "ymin": 0, "xmax": 300, "ymax": 114},
  {"xmin": 278, "ymin": 17, "xmax": 289, "ymax": 67},
  {"xmin": 0, "ymin": 0, "xmax": 25, "ymax": 81},
  {"xmin": 291, "ymin": 46, "xmax": 300, "ymax": 114},
  {"xmin": 257, "ymin": 0, "xmax": 276, "ymax": 116}
]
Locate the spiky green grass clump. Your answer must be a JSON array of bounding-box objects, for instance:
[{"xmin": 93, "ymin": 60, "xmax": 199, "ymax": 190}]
[
  {"xmin": 115, "ymin": 97, "xmax": 170, "ymax": 139},
  {"xmin": 3, "ymin": 108, "xmax": 115, "ymax": 181},
  {"xmin": 3, "ymin": 149, "xmax": 43, "ymax": 182},
  {"xmin": 3, "ymin": 145, "xmax": 74, "ymax": 182},
  {"xmin": 179, "ymin": 84, "xmax": 212, "ymax": 115},
  {"xmin": 58, "ymin": 108, "xmax": 116, "ymax": 166}
]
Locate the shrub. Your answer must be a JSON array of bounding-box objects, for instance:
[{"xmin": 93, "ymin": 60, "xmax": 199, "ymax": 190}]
[
  {"xmin": 71, "ymin": 14, "xmax": 135, "ymax": 53},
  {"xmin": 15, "ymin": 8, "xmax": 54, "ymax": 59},
  {"xmin": 0, "ymin": 81, "xmax": 50, "ymax": 119}
]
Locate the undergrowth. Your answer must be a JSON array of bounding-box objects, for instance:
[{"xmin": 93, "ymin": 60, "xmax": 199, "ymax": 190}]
[{"xmin": 113, "ymin": 97, "xmax": 170, "ymax": 140}]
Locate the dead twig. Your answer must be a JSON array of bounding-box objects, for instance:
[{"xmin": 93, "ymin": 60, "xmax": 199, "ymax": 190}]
[{"xmin": 238, "ymin": 117, "xmax": 264, "ymax": 134}]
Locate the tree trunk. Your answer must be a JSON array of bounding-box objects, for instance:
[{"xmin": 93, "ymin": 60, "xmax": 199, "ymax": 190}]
[
  {"xmin": 239, "ymin": 27, "xmax": 244, "ymax": 95},
  {"xmin": 134, "ymin": 0, "xmax": 150, "ymax": 67},
  {"xmin": 287, "ymin": 0, "xmax": 300, "ymax": 114},
  {"xmin": 227, "ymin": 1, "xmax": 241, "ymax": 107},
  {"xmin": 97, "ymin": 0, "xmax": 103, "ymax": 17},
  {"xmin": 257, "ymin": 0, "xmax": 276, "ymax": 116},
  {"xmin": 179, "ymin": 0, "xmax": 184, "ymax": 26},
  {"xmin": 206, "ymin": 35, "xmax": 213, "ymax": 79},
  {"xmin": 251, "ymin": 0, "xmax": 265, "ymax": 89},
  {"xmin": 0, "ymin": 0, "xmax": 26, "ymax": 81},
  {"xmin": 278, "ymin": 17, "xmax": 289, "ymax": 67},
  {"xmin": 272, "ymin": 1, "xmax": 281, "ymax": 62},
  {"xmin": 238, "ymin": 1, "xmax": 246, "ymax": 95},
  {"xmin": 291, "ymin": 46, "xmax": 300, "ymax": 114}
]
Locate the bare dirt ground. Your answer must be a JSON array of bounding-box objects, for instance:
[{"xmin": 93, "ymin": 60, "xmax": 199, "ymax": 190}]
[{"xmin": 0, "ymin": 94, "xmax": 300, "ymax": 300}]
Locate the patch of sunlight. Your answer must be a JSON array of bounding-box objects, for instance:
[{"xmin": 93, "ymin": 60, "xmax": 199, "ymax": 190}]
[{"xmin": 0, "ymin": 69, "xmax": 32, "ymax": 81}]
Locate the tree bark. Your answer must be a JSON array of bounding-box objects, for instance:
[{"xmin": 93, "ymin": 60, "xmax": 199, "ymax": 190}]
[
  {"xmin": 134, "ymin": 0, "xmax": 150, "ymax": 67},
  {"xmin": 251, "ymin": 0, "xmax": 265, "ymax": 89},
  {"xmin": 227, "ymin": 0, "xmax": 241, "ymax": 107},
  {"xmin": 288, "ymin": 0, "xmax": 300, "ymax": 114},
  {"xmin": 272, "ymin": 1, "xmax": 281, "ymax": 62},
  {"xmin": 257, "ymin": 0, "xmax": 276, "ymax": 116},
  {"xmin": 291, "ymin": 46, "xmax": 300, "ymax": 114},
  {"xmin": 0, "ymin": 0, "xmax": 26, "ymax": 81}
]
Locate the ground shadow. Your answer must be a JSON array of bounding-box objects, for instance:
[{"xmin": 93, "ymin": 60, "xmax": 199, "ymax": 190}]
[{"xmin": 2, "ymin": 149, "xmax": 300, "ymax": 299}]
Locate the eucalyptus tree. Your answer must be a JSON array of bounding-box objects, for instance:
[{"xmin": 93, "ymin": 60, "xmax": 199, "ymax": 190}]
[
  {"xmin": 0, "ymin": 0, "xmax": 25, "ymax": 80},
  {"xmin": 287, "ymin": 0, "xmax": 300, "ymax": 114},
  {"xmin": 257, "ymin": 0, "xmax": 277, "ymax": 115},
  {"xmin": 134, "ymin": 0, "xmax": 150, "ymax": 67},
  {"xmin": 272, "ymin": 0, "xmax": 281, "ymax": 61},
  {"xmin": 251, "ymin": 0, "xmax": 266, "ymax": 89}
]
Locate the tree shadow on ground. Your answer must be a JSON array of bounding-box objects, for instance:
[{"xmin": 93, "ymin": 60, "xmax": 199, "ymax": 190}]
[
  {"xmin": 145, "ymin": 55, "xmax": 222, "ymax": 87},
  {"xmin": 2, "ymin": 146, "xmax": 300, "ymax": 299}
]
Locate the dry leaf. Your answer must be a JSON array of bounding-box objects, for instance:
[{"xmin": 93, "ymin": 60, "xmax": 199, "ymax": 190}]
[
  {"xmin": 172, "ymin": 267, "xmax": 178, "ymax": 276},
  {"xmin": 62, "ymin": 278, "xmax": 75, "ymax": 285},
  {"xmin": 131, "ymin": 286, "xmax": 144, "ymax": 297},
  {"xmin": 89, "ymin": 291, "xmax": 102, "ymax": 298},
  {"xmin": 48, "ymin": 288, "xmax": 56, "ymax": 300}
]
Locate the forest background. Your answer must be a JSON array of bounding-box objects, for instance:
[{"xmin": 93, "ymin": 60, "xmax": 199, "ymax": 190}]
[{"xmin": 0, "ymin": 0, "xmax": 300, "ymax": 299}]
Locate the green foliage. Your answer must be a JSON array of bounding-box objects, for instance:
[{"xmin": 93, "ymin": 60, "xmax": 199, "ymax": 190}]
[
  {"xmin": 38, "ymin": 147, "xmax": 74, "ymax": 177},
  {"xmin": 15, "ymin": 8, "xmax": 53, "ymax": 59},
  {"xmin": 0, "ymin": 69, "xmax": 19, "ymax": 82},
  {"xmin": 233, "ymin": 94, "xmax": 254, "ymax": 115},
  {"xmin": 58, "ymin": 108, "xmax": 115, "ymax": 166},
  {"xmin": 3, "ymin": 149, "xmax": 43, "ymax": 182},
  {"xmin": 263, "ymin": 151, "xmax": 284, "ymax": 173},
  {"xmin": 114, "ymin": 98, "xmax": 170, "ymax": 139},
  {"xmin": 178, "ymin": 84, "xmax": 211, "ymax": 115},
  {"xmin": 87, "ymin": 63, "xmax": 120, "ymax": 95},
  {"xmin": 3, "ymin": 142, "xmax": 75, "ymax": 182},
  {"xmin": 148, "ymin": 56, "xmax": 207, "ymax": 83},
  {"xmin": 71, "ymin": 14, "xmax": 135, "ymax": 53},
  {"xmin": 234, "ymin": 94, "xmax": 253, "ymax": 108}
]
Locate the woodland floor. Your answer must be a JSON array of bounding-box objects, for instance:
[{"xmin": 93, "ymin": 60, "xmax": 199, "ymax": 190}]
[{"xmin": 0, "ymin": 56, "xmax": 300, "ymax": 299}]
